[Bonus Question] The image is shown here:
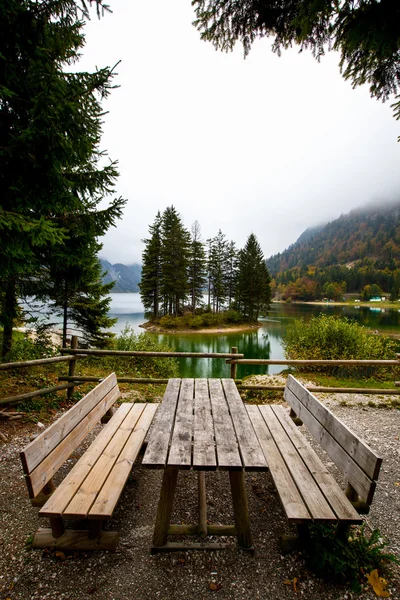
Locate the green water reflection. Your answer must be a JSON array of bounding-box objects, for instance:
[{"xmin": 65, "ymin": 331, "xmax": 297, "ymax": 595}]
[{"xmin": 109, "ymin": 294, "xmax": 400, "ymax": 378}]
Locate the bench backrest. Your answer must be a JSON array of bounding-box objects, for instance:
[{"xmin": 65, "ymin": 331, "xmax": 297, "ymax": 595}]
[
  {"xmin": 284, "ymin": 375, "xmax": 382, "ymax": 506},
  {"xmin": 20, "ymin": 373, "xmax": 119, "ymax": 499}
]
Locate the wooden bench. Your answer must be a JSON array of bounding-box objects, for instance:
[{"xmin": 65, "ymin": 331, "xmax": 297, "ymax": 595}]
[
  {"xmin": 20, "ymin": 372, "xmax": 157, "ymax": 551},
  {"xmin": 246, "ymin": 374, "xmax": 382, "ymax": 549}
]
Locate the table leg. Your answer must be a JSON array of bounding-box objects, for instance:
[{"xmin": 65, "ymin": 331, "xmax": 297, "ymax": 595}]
[
  {"xmin": 229, "ymin": 471, "xmax": 253, "ymax": 550},
  {"xmin": 152, "ymin": 468, "xmax": 179, "ymax": 548},
  {"xmin": 198, "ymin": 472, "xmax": 207, "ymax": 537}
]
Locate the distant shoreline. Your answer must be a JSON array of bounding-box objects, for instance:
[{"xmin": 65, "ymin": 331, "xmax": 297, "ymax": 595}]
[{"xmin": 273, "ymin": 299, "xmax": 400, "ymax": 309}]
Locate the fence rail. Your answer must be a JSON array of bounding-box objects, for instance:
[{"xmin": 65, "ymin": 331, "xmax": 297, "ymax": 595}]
[
  {"xmin": 0, "ymin": 355, "xmax": 83, "ymax": 371},
  {"xmin": 60, "ymin": 348, "xmax": 244, "ymax": 359},
  {"xmin": 1, "ymin": 335, "xmax": 399, "ymax": 405}
]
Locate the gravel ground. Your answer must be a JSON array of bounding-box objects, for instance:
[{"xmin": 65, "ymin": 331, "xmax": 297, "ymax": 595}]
[{"xmin": 0, "ymin": 381, "xmax": 399, "ymax": 600}]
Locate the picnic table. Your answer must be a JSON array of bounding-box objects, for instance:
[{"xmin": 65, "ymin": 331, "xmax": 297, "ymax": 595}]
[{"xmin": 142, "ymin": 377, "xmax": 268, "ymax": 551}]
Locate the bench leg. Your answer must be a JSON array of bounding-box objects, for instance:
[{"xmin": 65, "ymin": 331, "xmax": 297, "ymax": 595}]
[
  {"xmin": 31, "ymin": 479, "xmax": 57, "ymax": 507},
  {"xmin": 289, "ymin": 408, "xmax": 303, "ymax": 426},
  {"xmin": 229, "ymin": 471, "xmax": 253, "ymax": 550},
  {"xmin": 101, "ymin": 406, "xmax": 116, "ymax": 424},
  {"xmin": 198, "ymin": 472, "xmax": 207, "ymax": 537},
  {"xmin": 88, "ymin": 520, "xmax": 103, "ymax": 539},
  {"xmin": 280, "ymin": 524, "xmax": 310, "ymax": 553},
  {"xmin": 49, "ymin": 517, "xmax": 65, "ymax": 539},
  {"xmin": 152, "ymin": 468, "xmax": 179, "ymax": 549}
]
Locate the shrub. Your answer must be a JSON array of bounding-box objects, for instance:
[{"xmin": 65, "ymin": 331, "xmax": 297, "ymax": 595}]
[
  {"xmin": 188, "ymin": 315, "xmax": 204, "ymax": 329},
  {"xmin": 1, "ymin": 328, "xmax": 57, "ymax": 363},
  {"xmin": 282, "ymin": 315, "xmax": 398, "ymax": 378},
  {"xmin": 158, "ymin": 315, "xmax": 178, "ymax": 329},
  {"xmin": 305, "ymin": 524, "xmax": 399, "ymax": 592},
  {"xmin": 112, "ymin": 325, "xmax": 179, "ymax": 379},
  {"xmin": 223, "ymin": 309, "xmax": 242, "ymax": 324}
]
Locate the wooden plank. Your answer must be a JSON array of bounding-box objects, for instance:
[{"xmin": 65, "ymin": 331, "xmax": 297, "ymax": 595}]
[
  {"xmin": 89, "ymin": 403, "xmax": 158, "ymax": 519},
  {"xmin": 142, "ymin": 379, "xmax": 181, "ymax": 468},
  {"xmin": 285, "ymin": 375, "xmax": 382, "ymax": 480},
  {"xmin": 272, "ymin": 406, "xmax": 362, "ymax": 523},
  {"xmin": 151, "ymin": 541, "xmax": 231, "ymax": 552},
  {"xmin": 21, "ymin": 373, "xmax": 118, "ymax": 474},
  {"xmin": 258, "ymin": 405, "xmax": 337, "ymax": 521},
  {"xmin": 193, "ymin": 379, "xmax": 216, "ymax": 470},
  {"xmin": 208, "ymin": 379, "xmax": 242, "ymax": 470},
  {"xmin": 283, "ymin": 386, "xmax": 377, "ymax": 505},
  {"xmin": 39, "ymin": 403, "xmax": 133, "ymax": 517},
  {"xmin": 27, "ymin": 386, "xmax": 120, "ymax": 498},
  {"xmin": 62, "ymin": 403, "xmax": 147, "ymax": 519},
  {"xmin": 246, "ymin": 405, "xmax": 311, "ymax": 522},
  {"xmin": 221, "ymin": 379, "xmax": 267, "ymax": 471},
  {"xmin": 32, "ymin": 529, "xmax": 119, "ymax": 551},
  {"xmin": 168, "ymin": 379, "xmax": 194, "ymax": 468}
]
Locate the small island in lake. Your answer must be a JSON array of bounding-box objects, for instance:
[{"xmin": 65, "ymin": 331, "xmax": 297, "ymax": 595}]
[{"xmin": 140, "ymin": 312, "xmax": 264, "ymax": 334}]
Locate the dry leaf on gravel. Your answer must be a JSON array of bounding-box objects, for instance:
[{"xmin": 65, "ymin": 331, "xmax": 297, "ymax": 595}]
[{"xmin": 366, "ymin": 569, "xmax": 390, "ymax": 597}]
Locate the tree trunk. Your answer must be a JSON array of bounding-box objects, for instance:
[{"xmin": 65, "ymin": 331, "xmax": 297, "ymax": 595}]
[
  {"xmin": 62, "ymin": 282, "xmax": 68, "ymax": 348},
  {"xmin": 1, "ymin": 279, "xmax": 17, "ymax": 357}
]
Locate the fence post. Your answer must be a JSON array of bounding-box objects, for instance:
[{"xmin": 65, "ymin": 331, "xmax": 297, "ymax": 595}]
[
  {"xmin": 67, "ymin": 336, "xmax": 78, "ymax": 400},
  {"xmin": 230, "ymin": 347, "xmax": 238, "ymax": 379}
]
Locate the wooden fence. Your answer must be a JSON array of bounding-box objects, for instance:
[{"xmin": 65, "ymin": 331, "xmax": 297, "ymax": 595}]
[{"xmin": 1, "ymin": 336, "xmax": 400, "ymax": 405}]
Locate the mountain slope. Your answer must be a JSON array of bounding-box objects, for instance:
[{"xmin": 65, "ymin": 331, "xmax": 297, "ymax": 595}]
[
  {"xmin": 266, "ymin": 202, "xmax": 400, "ymax": 300},
  {"xmin": 267, "ymin": 203, "xmax": 400, "ymax": 274},
  {"xmin": 100, "ymin": 259, "xmax": 141, "ymax": 293}
]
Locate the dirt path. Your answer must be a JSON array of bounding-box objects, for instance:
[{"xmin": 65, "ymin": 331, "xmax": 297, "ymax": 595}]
[{"xmin": 0, "ymin": 386, "xmax": 399, "ymax": 600}]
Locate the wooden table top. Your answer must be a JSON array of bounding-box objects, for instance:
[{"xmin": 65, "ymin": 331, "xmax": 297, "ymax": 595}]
[{"xmin": 142, "ymin": 378, "xmax": 268, "ymax": 471}]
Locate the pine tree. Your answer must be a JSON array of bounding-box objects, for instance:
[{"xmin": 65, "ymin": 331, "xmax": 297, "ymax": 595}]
[
  {"xmin": 160, "ymin": 206, "xmax": 190, "ymax": 316},
  {"xmin": 42, "ymin": 208, "xmax": 121, "ymax": 347},
  {"xmin": 236, "ymin": 234, "xmax": 271, "ymax": 320},
  {"xmin": 188, "ymin": 221, "xmax": 207, "ymax": 313},
  {"xmin": 139, "ymin": 212, "xmax": 163, "ymax": 320},
  {"xmin": 208, "ymin": 230, "xmax": 228, "ymax": 313},
  {"xmin": 225, "ymin": 241, "xmax": 238, "ymax": 309},
  {"xmin": 0, "ymin": 0, "xmax": 125, "ymax": 355}
]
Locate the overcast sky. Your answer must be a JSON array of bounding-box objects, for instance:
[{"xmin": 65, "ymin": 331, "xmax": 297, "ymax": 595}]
[{"xmin": 78, "ymin": 0, "xmax": 400, "ymax": 265}]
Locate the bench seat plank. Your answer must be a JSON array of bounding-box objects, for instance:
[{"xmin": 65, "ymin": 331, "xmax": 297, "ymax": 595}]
[
  {"xmin": 193, "ymin": 379, "xmax": 217, "ymax": 470},
  {"xmin": 40, "ymin": 403, "xmax": 133, "ymax": 518},
  {"xmin": 62, "ymin": 403, "xmax": 148, "ymax": 519},
  {"xmin": 208, "ymin": 379, "xmax": 242, "ymax": 470},
  {"xmin": 222, "ymin": 379, "xmax": 267, "ymax": 471},
  {"xmin": 168, "ymin": 379, "xmax": 194, "ymax": 468},
  {"xmin": 89, "ymin": 403, "xmax": 158, "ymax": 519},
  {"xmin": 272, "ymin": 406, "xmax": 362, "ymax": 523},
  {"xmin": 246, "ymin": 405, "xmax": 311, "ymax": 522},
  {"xmin": 259, "ymin": 405, "xmax": 337, "ymax": 521}
]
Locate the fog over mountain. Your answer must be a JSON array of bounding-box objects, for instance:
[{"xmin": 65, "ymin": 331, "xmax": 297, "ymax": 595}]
[{"xmin": 100, "ymin": 259, "xmax": 141, "ymax": 293}]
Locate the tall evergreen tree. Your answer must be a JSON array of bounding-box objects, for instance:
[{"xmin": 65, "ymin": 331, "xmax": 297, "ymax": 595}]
[
  {"xmin": 225, "ymin": 241, "xmax": 238, "ymax": 309},
  {"xmin": 139, "ymin": 212, "xmax": 162, "ymax": 320},
  {"xmin": 42, "ymin": 208, "xmax": 121, "ymax": 347},
  {"xmin": 0, "ymin": 0, "xmax": 124, "ymax": 355},
  {"xmin": 236, "ymin": 234, "xmax": 271, "ymax": 320},
  {"xmin": 188, "ymin": 221, "xmax": 207, "ymax": 313},
  {"xmin": 160, "ymin": 206, "xmax": 190, "ymax": 316},
  {"xmin": 208, "ymin": 230, "xmax": 228, "ymax": 313}
]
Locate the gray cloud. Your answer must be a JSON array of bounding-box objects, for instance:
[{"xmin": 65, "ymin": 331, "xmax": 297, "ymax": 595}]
[{"xmin": 83, "ymin": 1, "xmax": 400, "ymax": 265}]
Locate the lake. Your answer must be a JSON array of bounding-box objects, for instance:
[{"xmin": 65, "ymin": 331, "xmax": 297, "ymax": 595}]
[{"xmin": 108, "ymin": 293, "xmax": 400, "ymax": 378}]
